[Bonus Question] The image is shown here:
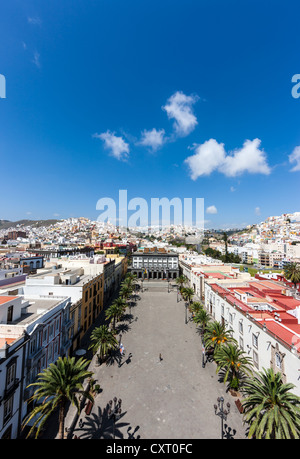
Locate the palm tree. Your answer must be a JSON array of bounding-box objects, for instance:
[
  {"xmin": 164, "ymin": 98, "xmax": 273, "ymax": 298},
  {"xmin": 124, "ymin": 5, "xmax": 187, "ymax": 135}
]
[
  {"xmin": 22, "ymin": 356, "xmax": 93, "ymax": 439},
  {"xmin": 284, "ymin": 262, "xmax": 300, "ymax": 288},
  {"xmin": 176, "ymin": 275, "xmax": 187, "ymax": 291},
  {"xmin": 193, "ymin": 308, "xmax": 211, "ymax": 334},
  {"xmin": 114, "ymin": 296, "xmax": 127, "ymax": 312},
  {"xmin": 105, "ymin": 301, "xmax": 124, "ymax": 330},
  {"xmin": 241, "ymin": 368, "xmax": 300, "ymax": 439},
  {"xmin": 181, "ymin": 287, "xmax": 194, "ymax": 307},
  {"xmin": 120, "ymin": 284, "xmax": 132, "ymax": 302},
  {"xmin": 190, "ymin": 301, "xmax": 203, "ymax": 315},
  {"xmin": 125, "ymin": 272, "xmax": 137, "ymax": 283},
  {"xmin": 89, "ymin": 324, "xmax": 118, "ymax": 362},
  {"xmin": 122, "ymin": 273, "xmax": 137, "ymax": 289},
  {"xmin": 204, "ymin": 320, "xmax": 236, "ymax": 354},
  {"xmin": 214, "ymin": 342, "xmax": 253, "ymax": 391}
]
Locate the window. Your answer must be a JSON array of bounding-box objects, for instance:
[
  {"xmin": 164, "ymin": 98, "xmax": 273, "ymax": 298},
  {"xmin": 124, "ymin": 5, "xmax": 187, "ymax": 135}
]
[
  {"xmin": 3, "ymin": 396, "xmax": 13, "ymax": 424},
  {"xmin": 252, "ymin": 333, "xmax": 258, "ymax": 349},
  {"xmin": 229, "ymin": 313, "xmax": 233, "ymax": 324},
  {"xmin": 275, "ymin": 352, "xmax": 282, "ymax": 369},
  {"xmin": 42, "ymin": 327, "xmax": 48, "ymax": 344},
  {"xmin": 238, "ymin": 320, "xmax": 243, "ymax": 334},
  {"xmin": 7, "ymin": 305, "xmax": 13, "ymax": 323},
  {"xmin": 239, "ymin": 337, "xmax": 244, "ymax": 350},
  {"xmin": 40, "ymin": 355, "xmax": 46, "ymax": 371},
  {"xmin": 6, "ymin": 361, "xmax": 16, "ymax": 391},
  {"xmin": 253, "ymin": 350, "xmax": 259, "ymax": 369},
  {"xmin": 30, "ymin": 337, "xmax": 36, "ymax": 355},
  {"xmin": 54, "ymin": 339, "xmax": 59, "ymax": 358},
  {"xmin": 47, "ymin": 343, "xmax": 53, "ymax": 363}
]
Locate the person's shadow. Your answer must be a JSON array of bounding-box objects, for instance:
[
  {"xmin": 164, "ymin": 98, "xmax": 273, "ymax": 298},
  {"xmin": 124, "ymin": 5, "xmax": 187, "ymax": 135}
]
[{"xmin": 119, "ymin": 352, "xmax": 132, "ymax": 367}]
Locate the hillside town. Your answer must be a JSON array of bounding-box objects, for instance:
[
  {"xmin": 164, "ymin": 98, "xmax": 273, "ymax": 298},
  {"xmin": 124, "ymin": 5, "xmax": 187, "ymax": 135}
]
[{"xmin": 0, "ymin": 212, "xmax": 299, "ymax": 439}]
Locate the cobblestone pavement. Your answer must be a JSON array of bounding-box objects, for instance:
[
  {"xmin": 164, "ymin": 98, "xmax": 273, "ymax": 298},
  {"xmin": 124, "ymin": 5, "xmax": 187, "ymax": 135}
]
[{"xmin": 65, "ymin": 281, "xmax": 247, "ymax": 440}]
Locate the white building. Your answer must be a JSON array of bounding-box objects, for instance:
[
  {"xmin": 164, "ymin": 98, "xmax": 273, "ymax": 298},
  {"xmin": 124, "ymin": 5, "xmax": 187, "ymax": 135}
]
[
  {"xmin": 204, "ymin": 280, "xmax": 300, "ymax": 397},
  {"xmin": 131, "ymin": 249, "xmax": 179, "ymax": 279},
  {"xmin": 0, "ymin": 293, "xmax": 71, "ymax": 438}
]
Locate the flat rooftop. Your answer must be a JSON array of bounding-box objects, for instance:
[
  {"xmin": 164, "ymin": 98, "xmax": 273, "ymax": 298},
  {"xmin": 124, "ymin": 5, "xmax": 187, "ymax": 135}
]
[{"xmin": 13, "ymin": 296, "xmax": 67, "ymax": 326}]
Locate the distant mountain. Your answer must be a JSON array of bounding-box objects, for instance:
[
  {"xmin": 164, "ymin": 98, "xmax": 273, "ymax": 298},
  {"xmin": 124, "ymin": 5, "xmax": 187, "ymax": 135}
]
[{"xmin": 0, "ymin": 219, "xmax": 60, "ymax": 230}]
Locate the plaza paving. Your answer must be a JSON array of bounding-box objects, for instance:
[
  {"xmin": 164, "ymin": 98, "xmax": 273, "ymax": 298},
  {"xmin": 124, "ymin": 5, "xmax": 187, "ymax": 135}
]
[{"xmin": 66, "ymin": 281, "xmax": 248, "ymax": 440}]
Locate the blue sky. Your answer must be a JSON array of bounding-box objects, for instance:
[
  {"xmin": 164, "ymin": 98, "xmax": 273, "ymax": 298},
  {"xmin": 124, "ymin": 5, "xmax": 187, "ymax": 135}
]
[{"xmin": 0, "ymin": 0, "xmax": 300, "ymax": 229}]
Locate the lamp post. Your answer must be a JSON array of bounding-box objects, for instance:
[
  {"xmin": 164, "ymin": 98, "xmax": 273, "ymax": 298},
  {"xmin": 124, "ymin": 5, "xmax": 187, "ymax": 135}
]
[
  {"xmin": 108, "ymin": 397, "xmax": 122, "ymax": 439},
  {"xmin": 214, "ymin": 397, "xmax": 230, "ymax": 439},
  {"xmin": 201, "ymin": 339, "xmax": 206, "ymax": 368}
]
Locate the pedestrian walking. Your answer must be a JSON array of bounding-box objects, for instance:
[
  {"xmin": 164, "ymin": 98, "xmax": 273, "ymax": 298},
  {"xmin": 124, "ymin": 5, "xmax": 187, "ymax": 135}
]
[{"xmin": 159, "ymin": 353, "xmax": 163, "ymax": 361}]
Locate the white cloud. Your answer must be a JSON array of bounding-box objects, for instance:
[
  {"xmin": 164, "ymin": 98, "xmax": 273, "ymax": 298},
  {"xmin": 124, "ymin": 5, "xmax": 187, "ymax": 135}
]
[
  {"xmin": 206, "ymin": 205, "xmax": 218, "ymax": 214},
  {"xmin": 32, "ymin": 51, "xmax": 41, "ymax": 68},
  {"xmin": 255, "ymin": 207, "xmax": 261, "ymax": 216},
  {"xmin": 230, "ymin": 186, "xmax": 236, "ymax": 192},
  {"xmin": 221, "ymin": 139, "xmax": 271, "ymax": 177},
  {"xmin": 162, "ymin": 91, "xmax": 199, "ymax": 137},
  {"xmin": 138, "ymin": 128, "xmax": 166, "ymax": 152},
  {"xmin": 185, "ymin": 138, "xmax": 271, "ymax": 180},
  {"xmin": 28, "ymin": 16, "xmax": 42, "ymax": 26},
  {"xmin": 93, "ymin": 130, "xmax": 129, "ymax": 160},
  {"xmin": 184, "ymin": 139, "xmax": 226, "ymax": 179},
  {"xmin": 289, "ymin": 146, "xmax": 300, "ymax": 172}
]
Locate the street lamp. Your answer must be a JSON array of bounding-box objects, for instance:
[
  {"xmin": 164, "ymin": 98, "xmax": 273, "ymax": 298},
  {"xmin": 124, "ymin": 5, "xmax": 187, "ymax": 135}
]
[
  {"xmin": 134, "ymin": 281, "xmax": 137, "ymax": 302},
  {"xmin": 201, "ymin": 340, "xmax": 206, "ymax": 368},
  {"xmin": 214, "ymin": 397, "xmax": 230, "ymax": 439},
  {"xmin": 108, "ymin": 397, "xmax": 122, "ymax": 439}
]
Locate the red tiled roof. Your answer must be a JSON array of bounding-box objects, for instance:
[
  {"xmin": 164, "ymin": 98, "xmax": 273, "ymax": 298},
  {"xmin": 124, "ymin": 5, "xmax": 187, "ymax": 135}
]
[
  {"xmin": 0, "ymin": 295, "xmax": 18, "ymax": 305},
  {"xmin": 0, "ymin": 337, "xmax": 16, "ymax": 347}
]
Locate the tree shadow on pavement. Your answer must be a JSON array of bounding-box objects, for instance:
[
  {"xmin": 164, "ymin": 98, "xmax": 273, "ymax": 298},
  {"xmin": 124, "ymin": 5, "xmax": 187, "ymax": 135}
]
[
  {"xmin": 223, "ymin": 423, "xmax": 237, "ymax": 439},
  {"xmin": 105, "ymin": 348, "xmax": 122, "ymax": 367},
  {"xmin": 74, "ymin": 405, "xmax": 130, "ymax": 439},
  {"xmin": 121, "ymin": 313, "xmax": 134, "ymax": 323},
  {"xmin": 116, "ymin": 322, "xmax": 131, "ymax": 334},
  {"xmin": 127, "ymin": 425, "xmax": 141, "ymax": 439}
]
